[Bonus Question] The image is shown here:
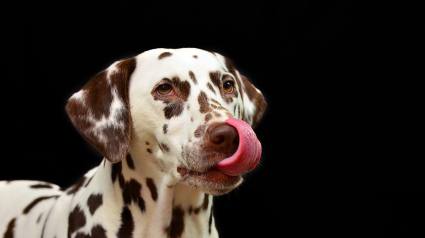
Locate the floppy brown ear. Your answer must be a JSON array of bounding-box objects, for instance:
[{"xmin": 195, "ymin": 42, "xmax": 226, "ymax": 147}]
[
  {"xmin": 222, "ymin": 57, "xmax": 267, "ymax": 129},
  {"xmin": 65, "ymin": 58, "xmax": 137, "ymax": 163}
]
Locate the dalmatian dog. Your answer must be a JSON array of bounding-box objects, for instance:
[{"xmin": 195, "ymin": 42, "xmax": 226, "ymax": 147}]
[{"xmin": 0, "ymin": 48, "xmax": 266, "ymax": 238}]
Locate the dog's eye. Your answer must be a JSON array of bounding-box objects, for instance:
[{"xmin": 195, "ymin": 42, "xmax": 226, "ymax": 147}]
[
  {"xmin": 223, "ymin": 81, "xmax": 234, "ymax": 93},
  {"xmin": 157, "ymin": 84, "xmax": 173, "ymax": 95}
]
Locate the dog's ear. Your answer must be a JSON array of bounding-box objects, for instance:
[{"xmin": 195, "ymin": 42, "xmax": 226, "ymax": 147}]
[
  {"xmin": 65, "ymin": 58, "xmax": 137, "ymax": 163},
  {"xmin": 219, "ymin": 55, "xmax": 267, "ymax": 129}
]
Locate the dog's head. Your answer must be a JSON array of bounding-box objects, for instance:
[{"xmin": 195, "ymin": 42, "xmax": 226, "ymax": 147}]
[{"xmin": 66, "ymin": 48, "xmax": 266, "ymax": 195}]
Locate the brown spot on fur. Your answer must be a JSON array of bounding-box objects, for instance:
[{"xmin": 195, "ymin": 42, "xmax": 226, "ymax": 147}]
[
  {"xmin": 188, "ymin": 71, "xmax": 198, "ymax": 85},
  {"xmin": 198, "ymin": 91, "xmax": 211, "ymax": 113},
  {"xmin": 68, "ymin": 205, "xmax": 86, "ymax": 238},
  {"xmin": 87, "ymin": 194, "xmax": 103, "ymax": 215},
  {"xmin": 3, "ymin": 218, "xmax": 16, "ymax": 238},
  {"xmin": 165, "ymin": 206, "xmax": 185, "ymax": 238},
  {"xmin": 30, "ymin": 184, "xmax": 53, "ymax": 189},
  {"xmin": 202, "ymin": 194, "xmax": 209, "ymax": 210},
  {"xmin": 146, "ymin": 141, "xmax": 150, "ymax": 145},
  {"xmin": 122, "ymin": 179, "xmax": 145, "ymax": 212},
  {"xmin": 163, "ymin": 124, "xmax": 168, "ymax": 134},
  {"xmin": 23, "ymin": 196, "xmax": 59, "ymax": 214},
  {"xmin": 159, "ymin": 143, "xmax": 170, "ymax": 153},
  {"xmin": 172, "ymin": 76, "xmax": 191, "ymax": 101},
  {"xmin": 205, "ymin": 113, "xmax": 212, "ymax": 122},
  {"xmin": 117, "ymin": 207, "xmax": 134, "ymax": 238},
  {"xmin": 194, "ymin": 125, "xmax": 206, "ymax": 138},
  {"xmin": 213, "ymin": 112, "xmax": 222, "ymax": 117},
  {"xmin": 126, "ymin": 154, "xmax": 135, "ymax": 170},
  {"xmin": 75, "ymin": 225, "xmax": 107, "ymax": 238},
  {"xmin": 207, "ymin": 82, "xmax": 216, "ymax": 94},
  {"xmin": 193, "ymin": 55, "xmax": 198, "ymax": 58},
  {"xmin": 211, "ymin": 104, "xmax": 217, "ymax": 109},
  {"xmin": 209, "ymin": 71, "xmax": 221, "ymax": 90},
  {"xmin": 146, "ymin": 178, "xmax": 158, "ymax": 201},
  {"xmin": 67, "ymin": 176, "xmax": 86, "ymax": 194},
  {"xmin": 164, "ymin": 102, "xmax": 184, "ymax": 119},
  {"xmin": 158, "ymin": 52, "xmax": 173, "ymax": 59},
  {"xmin": 147, "ymin": 148, "xmax": 152, "ymax": 154},
  {"xmin": 85, "ymin": 175, "xmax": 94, "ymax": 187}
]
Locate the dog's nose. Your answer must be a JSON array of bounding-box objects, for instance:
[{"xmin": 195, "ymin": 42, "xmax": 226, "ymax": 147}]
[{"xmin": 208, "ymin": 124, "xmax": 239, "ymax": 157}]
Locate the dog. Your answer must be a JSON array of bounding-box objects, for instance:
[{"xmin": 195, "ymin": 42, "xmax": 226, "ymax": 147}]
[{"xmin": 0, "ymin": 48, "xmax": 266, "ymax": 238}]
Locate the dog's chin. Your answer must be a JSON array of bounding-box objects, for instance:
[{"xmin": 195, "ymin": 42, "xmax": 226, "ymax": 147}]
[{"xmin": 177, "ymin": 165, "xmax": 243, "ymax": 196}]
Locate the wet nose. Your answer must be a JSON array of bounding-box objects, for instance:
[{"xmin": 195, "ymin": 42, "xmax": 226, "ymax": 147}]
[{"xmin": 208, "ymin": 123, "xmax": 239, "ymax": 157}]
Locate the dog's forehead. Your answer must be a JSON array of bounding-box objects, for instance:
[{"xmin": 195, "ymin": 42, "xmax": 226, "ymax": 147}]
[{"xmin": 132, "ymin": 48, "xmax": 227, "ymax": 86}]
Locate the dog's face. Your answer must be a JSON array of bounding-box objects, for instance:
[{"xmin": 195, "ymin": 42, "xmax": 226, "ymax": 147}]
[{"xmin": 66, "ymin": 48, "xmax": 266, "ymax": 195}]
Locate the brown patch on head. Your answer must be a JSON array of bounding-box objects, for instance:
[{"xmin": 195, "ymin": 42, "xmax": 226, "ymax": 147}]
[
  {"xmin": 30, "ymin": 184, "xmax": 53, "ymax": 189},
  {"xmin": 171, "ymin": 76, "xmax": 191, "ymax": 101},
  {"xmin": 126, "ymin": 154, "xmax": 135, "ymax": 170},
  {"xmin": 3, "ymin": 218, "xmax": 16, "ymax": 238},
  {"xmin": 23, "ymin": 196, "xmax": 59, "ymax": 214},
  {"xmin": 87, "ymin": 194, "xmax": 103, "ymax": 215},
  {"xmin": 188, "ymin": 71, "xmax": 198, "ymax": 85},
  {"xmin": 65, "ymin": 58, "xmax": 136, "ymax": 163},
  {"xmin": 122, "ymin": 179, "xmax": 145, "ymax": 212},
  {"xmin": 158, "ymin": 52, "xmax": 173, "ymax": 59},
  {"xmin": 117, "ymin": 207, "xmax": 134, "ymax": 238},
  {"xmin": 198, "ymin": 91, "xmax": 211, "ymax": 113},
  {"xmin": 146, "ymin": 178, "xmax": 158, "ymax": 201},
  {"xmin": 213, "ymin": 112, "xmax": 222, "ymax": 118},
  {"xmin": 165, "ymin": 206, "xmax": 185, "ymax": 238},
  {"xmin": 194, "ymin": 124, "xmax": 206, "ymax": 138},
  {"xmin": 68, "ymin": 205, "xmax": 87, "ymax": 238},
  {"xmin": 67, "ymin": 176, "xmax": 87, "ymax": 195}
]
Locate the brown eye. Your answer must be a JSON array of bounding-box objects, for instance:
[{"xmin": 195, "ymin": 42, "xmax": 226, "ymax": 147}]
[
  {"xmin": 223, "ymin": 81, "xmax": 234, "ymax": 93},
  {"xmin": 157, "ymin": 84, "xmax": 173, "ymax": 95}
]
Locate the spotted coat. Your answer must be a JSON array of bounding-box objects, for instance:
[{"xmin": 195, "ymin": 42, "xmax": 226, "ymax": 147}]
[{"xmin": 0, "ymin": 48, "xmax": 266, "ymax": 238}]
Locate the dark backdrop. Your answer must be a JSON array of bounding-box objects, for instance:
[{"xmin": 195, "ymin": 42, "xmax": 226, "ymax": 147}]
[{"xmin": 2, "ymin": 1, "xmax": 423, "ymax": 237}]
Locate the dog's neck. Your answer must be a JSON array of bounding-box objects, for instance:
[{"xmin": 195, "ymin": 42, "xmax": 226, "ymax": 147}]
[{"xmin": 82, "ymin": 149, "xmax": 216, "ymax": 238}]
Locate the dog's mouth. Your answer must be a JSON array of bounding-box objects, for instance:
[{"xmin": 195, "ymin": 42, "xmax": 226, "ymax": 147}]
[{"xmin": 177, "ymin": 164, "xmax": 242, "ymax": 195}]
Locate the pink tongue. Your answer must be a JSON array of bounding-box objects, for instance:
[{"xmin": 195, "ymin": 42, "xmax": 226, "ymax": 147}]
[{"xmin": 214, "ymin": 118, "xmax": 262, "ymax": 176}]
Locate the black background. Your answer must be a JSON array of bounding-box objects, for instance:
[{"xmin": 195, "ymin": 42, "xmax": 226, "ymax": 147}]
[{"xmin": 1, "ymin": 1, "xmax": 424, "ymax": 237}]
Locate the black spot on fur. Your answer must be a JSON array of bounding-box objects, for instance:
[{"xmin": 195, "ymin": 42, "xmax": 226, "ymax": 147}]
[
  {"xmin": 3, "ymin": 218, "xmax": 16, "ymax": 238},
  {"xmin": 122, "ymin": 179, "xmax": 146, "ymax": 212},
  {"xmin": 117, "ymin": 207, "xmax": 134, "ymax": 238},
  {"xmin": 146, "ymin": 178, "xmax": 158, "ymax": 201},
  {"xmin": 75, "ymin": 224, "xmax": 107, "ymax": 238},
  {"xmin": 87, "ymin": 194, "xmax": 103, "ymax": 215},
  {"xmin": 126, "ymin": 154, "xmax": 135, "ymax": 170},
  {"xmin": 209, "ymin": 71, "xmax": 221, "ymax": 90},
  {"xmin": 23, "ymin": 196, "xmax": 59, "ymax": 214},
  {"xmin": 68, "ymin": 205, "xmax": 86, "ymax": 238},
  {"xmin": 111, "ymin": 161, "xmax": 125, "ymax": 188},
  {"xmin": 147, "ymin": 148, "xmax": 152, "ymax": 154},
  {"xmin": 163, "ymin": 124, "xmax": 168, "ymax": 134},
  {"xmin": 209, "ymin": 206, "xmax": 213, "ymax": 234},
  {"xmin": 165, "ymin": 206, "xmax": 185, "ymax": 238}
]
